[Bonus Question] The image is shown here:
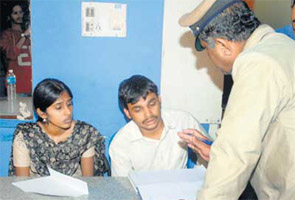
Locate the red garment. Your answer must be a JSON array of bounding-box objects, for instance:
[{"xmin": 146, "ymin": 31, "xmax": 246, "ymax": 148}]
[{"xmin": 1, "ymin": 28, "xmax": 32, "ymax": 94}]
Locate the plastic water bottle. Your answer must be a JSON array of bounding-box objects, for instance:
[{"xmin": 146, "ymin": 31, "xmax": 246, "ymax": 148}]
[{"xmin": 6, "ymin": 69, "xmax": 17, "ymax": 101}]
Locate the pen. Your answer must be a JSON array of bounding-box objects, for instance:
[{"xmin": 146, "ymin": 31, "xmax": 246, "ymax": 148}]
[
  {"xmin": 196, "ymin": 136, "xmax": 213, "ymax": 146},
  {"xmin": 186, "ymin": 133, "xmax": 213, "ymax": 146}
]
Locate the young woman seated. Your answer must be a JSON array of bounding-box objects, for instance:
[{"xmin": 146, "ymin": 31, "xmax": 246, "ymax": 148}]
[{"xmin": 8, "ymin": 78, "xmax": 109, "ymax": 177}]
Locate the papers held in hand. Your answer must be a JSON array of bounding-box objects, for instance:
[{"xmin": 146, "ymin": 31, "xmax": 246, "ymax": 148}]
[
  {"xmin": 128, "ymin": 166, "xmax": 206, "ymax": 200},
  {"xmin": 12, "ymin": 168, "xmax": 88, "ymax": 197}
]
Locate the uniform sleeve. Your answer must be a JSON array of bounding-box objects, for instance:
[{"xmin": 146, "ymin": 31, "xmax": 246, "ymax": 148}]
[
  {"xmin": 198, "ymin": 53, "xmax": 284, "ymax": 199},
  {"xmin": 109, "ymin": 136, "xmax": 133, "ymax": 177},
  {"xmin": 13, "ymin": 132, "xmax": 30, "ymax": 167}
]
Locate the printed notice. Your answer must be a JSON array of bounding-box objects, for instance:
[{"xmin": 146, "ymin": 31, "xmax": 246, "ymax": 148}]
[{"xmin": 82, "ymin": 2, "xmax": 127, "ymax": 37}]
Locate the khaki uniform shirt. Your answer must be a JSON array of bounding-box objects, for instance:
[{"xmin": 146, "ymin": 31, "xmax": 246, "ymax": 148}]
[{"xmin": 198, "ymin": 25, "xmax": 295, "ymax": 199}]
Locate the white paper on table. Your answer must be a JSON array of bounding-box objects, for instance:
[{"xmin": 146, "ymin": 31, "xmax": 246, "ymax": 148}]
[
  {"xmin": 12, "ymin": 168, "xmax": 88, "ymax": 197},
  {"xmin": 128, "ymin": 166, "xmax": 206, "ymax": 200},
  {"xmin": 138, "ymin": 180, "xmax": 204, "ymax": 200}
]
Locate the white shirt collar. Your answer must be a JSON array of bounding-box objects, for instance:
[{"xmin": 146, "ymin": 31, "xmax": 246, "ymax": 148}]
[{"xmin": 128, "ymin": 109, "xmax": 177, "ymax": 142}]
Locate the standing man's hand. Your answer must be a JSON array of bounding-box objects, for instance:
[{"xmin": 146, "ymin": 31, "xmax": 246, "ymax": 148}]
[{"xmin": 178, "ymin": 129, "xmax": 211, "ymax": 161}]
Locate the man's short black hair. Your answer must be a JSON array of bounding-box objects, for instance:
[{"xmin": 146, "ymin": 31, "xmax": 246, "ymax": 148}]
[{"xmin": 119, "ymin": 75, "xmax": 158, "ymax": 110}]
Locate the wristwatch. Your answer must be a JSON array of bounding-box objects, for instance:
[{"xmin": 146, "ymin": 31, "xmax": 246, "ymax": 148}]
[{"xmin": 21, "ymin": 33, "xmax": 29, "ymax": 38}]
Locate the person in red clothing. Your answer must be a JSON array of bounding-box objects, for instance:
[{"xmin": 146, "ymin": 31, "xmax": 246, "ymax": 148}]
[{"xmin": 1, "ymin": 1, "xmax": 32, "ymax": 95}]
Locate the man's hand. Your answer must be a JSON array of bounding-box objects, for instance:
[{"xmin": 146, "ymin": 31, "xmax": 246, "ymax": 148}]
[{"xmin": 178, "ymin": 129, "xmax": 211, "ymax": 161}]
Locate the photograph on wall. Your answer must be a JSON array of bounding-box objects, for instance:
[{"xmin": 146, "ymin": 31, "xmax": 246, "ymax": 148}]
[{"xmin": 0, "ymin": 0, "xmax": 33, "ymax": 119}]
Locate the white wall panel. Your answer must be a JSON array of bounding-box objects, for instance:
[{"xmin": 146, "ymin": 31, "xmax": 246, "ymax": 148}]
[{"xmin": 161, "ymin": 0, "xmax": 223, "ymax": 123}]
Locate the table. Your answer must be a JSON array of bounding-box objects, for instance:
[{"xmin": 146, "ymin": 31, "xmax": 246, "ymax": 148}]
[{"xmin": 0, "ymin": 177, "xmax": 140, "ymax": 200}]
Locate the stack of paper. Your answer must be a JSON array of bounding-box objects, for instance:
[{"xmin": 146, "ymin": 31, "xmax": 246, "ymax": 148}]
[
  {"xmin": 128, "ymin": 166, "xmax": 206, "ymax": 200},
  {"xmin": 12, "ymin": 168, "xmax": 88, "ymax": 197}
]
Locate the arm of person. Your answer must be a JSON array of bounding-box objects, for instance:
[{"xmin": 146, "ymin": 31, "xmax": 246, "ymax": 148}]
[
  {"xmin": 198, "ymin": 53, "xmax": 283, "ymax": 199},
  {"xmin": 178, "ymin": 112, "xmax": 212, "ymax": 161},
  {"xmin": 81, "ymin": 146, "xmax": 95, "ymax": 176},
  {"xmin": 13, "ymin": 132, "xmax": 30, "ymax": 177},
  {"xmin": 178, "ymin": 129, "xmax": 211, "ymax": 161},
  {"xmin": 15, "ymin": 27, "xmax": 30, "ymax": 49},
  {"xmin": 1, "ymin": 30, "xmax": 26, "ymax": 60},
  {"xmin": 109, "ymin": 139, "xmax": 133, "ymax": 177},
  {"xmin": 15, "ymin": 167, "xmax": 30, "ymax": 176}
]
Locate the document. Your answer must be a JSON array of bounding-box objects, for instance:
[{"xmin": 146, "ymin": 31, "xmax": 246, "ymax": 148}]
[
  {"xmin": 12, "ymin": 168, "xmax": 88, "ymax": 197},
  {"xmin": 128, "ymin": 166, "xmax": 206, "ymax": 200},
  {"xmin": 81, "ymin": 2, "xmax": 127, "ymax": 37}
]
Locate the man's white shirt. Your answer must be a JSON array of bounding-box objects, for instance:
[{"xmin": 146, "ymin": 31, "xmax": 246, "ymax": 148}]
[{"xmin": 109, "ymin": 109, "xmax": 205, "ymax": 177}]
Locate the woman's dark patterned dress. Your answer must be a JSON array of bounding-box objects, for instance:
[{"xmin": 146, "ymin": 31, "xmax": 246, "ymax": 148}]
[{"xmin": 8, "ymin": 121, "xmax": 110, "ymax": 176}]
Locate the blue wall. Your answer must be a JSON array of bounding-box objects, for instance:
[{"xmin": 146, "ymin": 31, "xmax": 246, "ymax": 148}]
[
  {"xmin": 31, "ymin": 0, "xmax": 164, "ymax": 140},
  {"xmin": 0, "ymin": 120, "xmax": 31, "ymax": 176},
  {"xmin": 0, "ymin": 0, "xmax": 164, "ymax": 176}
]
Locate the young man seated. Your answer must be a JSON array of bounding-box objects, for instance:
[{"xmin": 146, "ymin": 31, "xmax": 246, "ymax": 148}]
[{"xmin": 109, "ymin": 75, "xmax": 207, "ymax": 177}]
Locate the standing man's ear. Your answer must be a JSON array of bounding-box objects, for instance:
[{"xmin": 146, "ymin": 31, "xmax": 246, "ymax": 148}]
[
  {"xmin": 123, "ymin": 108, "xmax": 131, "ymax": 119},
  {"xmin": 215, "ymin": 38, "xmax": 232, "ymax": 56}
]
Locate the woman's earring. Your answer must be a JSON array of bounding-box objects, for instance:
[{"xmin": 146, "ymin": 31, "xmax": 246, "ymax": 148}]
[{"xmin": 43, "ymin": 118, "xmax": 48, "ymax": 123}]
